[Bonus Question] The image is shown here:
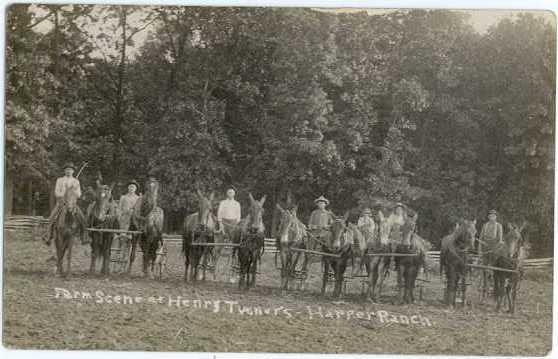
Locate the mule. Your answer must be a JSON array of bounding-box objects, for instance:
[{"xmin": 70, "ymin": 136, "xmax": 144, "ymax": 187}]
[
  {"xmin": 492, "ymin": 222, "xmax": 528, "ymax": 313},
  {"xmin": 394, "ymin": 217, "xmax": 428, "ymax": 304},
  {"xmin": 53, "ymin": 187, "xmax": 84, "ymax": 277},
  {"xmin": 87, "ymin": 183, "xmax": 119, "ymax": 275},
  {"xmin": 275, "ymin": 204, "xmax": 307, "ymax": 291},
  {"xmin": 182, "ymin": 190, "xmax": 216, "ymax": 282},
  {"xmin": 233, "ymin": 193, "xmax": 266, "ymax": 290},
  {"xmin": 320, "ymin": 214, "xmax": 354, "ymax": 298},
  {"xmin": 363, "ymin": 210, "xmax": 392, "ymax": 301},
  {"xmin": 132, "ymin": 179, "xmax": 164, "ymax": 279},
  {"xmin": 440, "ymin": 219, "xmax": 477, "ymax": 307}
]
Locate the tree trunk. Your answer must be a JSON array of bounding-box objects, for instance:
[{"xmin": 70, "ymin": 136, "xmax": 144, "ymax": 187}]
[{"xmin": 4, "ymin": 171, "xmax": 14, "ymax": 216}]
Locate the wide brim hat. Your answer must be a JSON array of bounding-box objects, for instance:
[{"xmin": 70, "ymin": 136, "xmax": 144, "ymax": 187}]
[
  {"xmin": 126, "ymin": 179, "xmax": 140, "ymax": 189},
  {"xmin": 393, "ymin": 202, "xmax": 407, "ymax": 210},
  {"xmin": 314, "ymin": 195, "xmax": 330, "ymax": 205},
  {"xmin": 63, "ymin": 162, "xmax": 76, "ymax": 171},
  {"xmin": 488, "ymin": 209, "xmax": 498, "ymax": 216}
]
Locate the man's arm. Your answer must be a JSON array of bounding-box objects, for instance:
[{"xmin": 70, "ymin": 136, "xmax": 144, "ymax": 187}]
[
  {"xmin": 54, "ymin": 178, "xmax": 65, "ymax": 198},
  {"xmin": 217, "ymin": 201, "xmax": 225, "ymax": 222},
  {"xmin": 308, "ymin": 211, "xmax": 316, "ymax": 229},
  {"xmin": 497, "ymin": 223, "xmax": 503, "ymax": 243},
  {"xmin": 234, "ymin": 201, "xmax": 241, "ymax": 223},
  {"xmin": 74, "ymin": 179, "xmax": 82, "ymax": 198}
]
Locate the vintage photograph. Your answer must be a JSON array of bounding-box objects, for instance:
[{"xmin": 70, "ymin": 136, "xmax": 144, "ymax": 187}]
[{"xmin": 3, "ymin": 3, "xmax": 555, "ymax": 356}]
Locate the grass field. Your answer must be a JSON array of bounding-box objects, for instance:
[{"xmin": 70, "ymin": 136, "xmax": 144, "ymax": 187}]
[{"xmin": 2, "ymin": 230, "xmax": 553, "ymax": 355}]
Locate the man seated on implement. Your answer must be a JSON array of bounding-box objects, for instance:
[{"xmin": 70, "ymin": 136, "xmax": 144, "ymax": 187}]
[
  {"xmin": 217, "ymin": 187, "xmax": 242, "ymax": 240},
  {"xmin": 308, "ymin": 196, "xmax": 334, "ymax": 248}
]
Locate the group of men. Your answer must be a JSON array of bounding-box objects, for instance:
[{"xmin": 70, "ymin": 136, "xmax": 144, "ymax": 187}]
[{"xmin": 44, "ymin": 163, "xmax": 505, "ymax": 253}]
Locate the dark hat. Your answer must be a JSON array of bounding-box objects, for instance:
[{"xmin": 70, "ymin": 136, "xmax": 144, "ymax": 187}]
[
  {"xmin": 126, "ymin": 179, "xmax": 140, "ymax": 189},
  {"xmin": 488, "ymin": 209, "xmax": 498, "ymax": 216},
  {"xmin": 63, "ymin": 162, "xmax": 76, "ymax": 171},
  {"xmin": 314, "ymin": 195, "xmax": 330, "ymax": 205}
]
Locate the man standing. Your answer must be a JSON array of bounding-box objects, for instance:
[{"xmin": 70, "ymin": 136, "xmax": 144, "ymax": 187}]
[
  {"xmin": 308, "ymin": 196, "xmax": 333, "ymax": 237},
  {"xmin": 217, "ymin": 187, "xmax": 242, "ymax": 237},
  {"xmin": 43, "ymin": 163, "xmax": 84, "ymax": 245},
  {"xmin": 118, "ymin": 179, "xmax": 140, "ymax": 230},
  {"xmin": 479, "ymin": 209, "xmax": 503, "ymax": 264},
  {"xmin": 358, "ymin": 208, "xmax": 376, "ymax": 236}
]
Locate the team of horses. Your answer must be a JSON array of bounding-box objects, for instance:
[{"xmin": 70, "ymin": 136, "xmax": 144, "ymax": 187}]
[{"xmin": 51, "ymin": 185, "xmax": 529, "ymax": 312}]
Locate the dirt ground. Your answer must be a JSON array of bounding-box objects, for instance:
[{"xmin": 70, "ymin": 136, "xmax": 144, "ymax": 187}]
[{"xmin": 2, "ymin": 230, "xmax": 553, "ymax": 355}]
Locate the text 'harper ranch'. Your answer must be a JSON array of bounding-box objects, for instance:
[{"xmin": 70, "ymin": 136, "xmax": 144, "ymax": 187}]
[{"xmin": 53, "ymin": 287, "xmax": 433, "ymax": 327}]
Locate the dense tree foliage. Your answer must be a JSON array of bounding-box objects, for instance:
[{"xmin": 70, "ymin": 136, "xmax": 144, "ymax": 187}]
[{"xmin": 5, "ymin": 5, "xmax": 555, "ymax": 255}]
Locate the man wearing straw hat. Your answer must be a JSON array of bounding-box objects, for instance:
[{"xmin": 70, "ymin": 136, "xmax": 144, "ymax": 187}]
[
  {"xmin": 308, "ymin": 196, "xmax": 334, "ymax": 240},
  {"xmin": 118, "ymin": 179, "xmax": 140, "ymax": 231},
  {"xmin": 479, "ymin": 209, "xmax": 503, "ymax": 264},
  {"xmin": 43, "ymin": 162, "xmax": 85, "ymax": 245}
]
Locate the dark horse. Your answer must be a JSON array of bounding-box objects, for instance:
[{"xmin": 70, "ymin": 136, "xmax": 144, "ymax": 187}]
[
  {"xmin": 320, "ymin": 214, "xmax": 354, "ymax": 298},
  {"xmin": 440, "ymin": 219, "xmax": 477, "ymax": 307},
  {"xmin": 363, "ymin": 210, "xmax": 392, "ymax": 301},
  {"xmin": 490, "ymin": 222, "xmax": 528, "ymax": 313},
  {"xmin": 132, "ymin": 179, "xmax": 164, "ymax": 279},
  {"xmin": 394, "ymin": 217, "xmax": 428, "ymax": 304},
  {"xmin": 182, "ymin": 190, "xmax": 216, "ymax": 282},
  {"xmin": 53, "ymin": 187, "xmax": 84, "ymax": 277},
  {"xmin": 87, "ymin": 183, "xmax": 119, "ymax": 275},
  {"xmin": 275, "ymin": 204, "xmax": 307, "ymax": 291},
  {"xmin": 233, "ymin": 193, "xmax": 266, "ymax": 290}
]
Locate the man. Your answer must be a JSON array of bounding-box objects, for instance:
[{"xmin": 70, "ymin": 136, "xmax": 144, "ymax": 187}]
[
  {"xmin": 43, "ymin": 163, "xmax": 85, "ymax": 245},
  {"xmin": 118, "ymin": 179, "xmax": 140, "ymax": 230},
  {"xmin": 479, "ymin": 209, "xmax": 503, "ymax": 264},
  {"xmin": 357, "ymin": 207, "xmax": 376, "ymax": 235},
  {"xmin": 308, "ymin": 195, "xmax": 333, "ymax": 234},
  {"xmin": 387, "ymin": 202, "xmax": 407, "ymax": 245},
  {"xmin": 217, "ymin": 187, "xmax": 242, "ymax": 237}
]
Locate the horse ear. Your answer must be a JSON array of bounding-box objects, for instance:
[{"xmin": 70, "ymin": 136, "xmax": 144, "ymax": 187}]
[
  {"xmin": 196, "ymin": 188, "xmax": 203, "ymax": 199},
  {"xmin": 259, "ymin": 195, "xmax": 267, "ymax": 206},
  {"xmin": 209, "ymin": 192, "xmax": 215, "ymax": 202},
  {"xmin": 343, "ymin": 211, "xmax": 350, "ymax": 222},
  {"xmin": 276, "ymin": 203, "xmax": 285, "ymax": 214},
  {"xmin": 472, "ymin": 219, "xmax": 476, "ymax": 226},
  {"xmin": 519, "ymin": 220, "xmax": 527, "ymax": 233},
  {"xmin": 292, "ymin": 205, "xmax": 298, "ymax": 216},
  {"xmin": 248, "ymin": 192, "xmax": 255, "ymax": 203},
  {"xmin": 507, "ymin": 222, "xmax": 514, "ymax": 231},
  {"xmin": 378, "ymin": 211, "xmax": 384, "ymax": 221}
]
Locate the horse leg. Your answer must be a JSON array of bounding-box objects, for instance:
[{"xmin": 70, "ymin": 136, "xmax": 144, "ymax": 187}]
[
  {"xmin": 65, "ymin": 236, "xmax": 73, "ymax": 278},
  {"xmin": 460, "ymin": 271, "xmax": 467, "ymax": 307},
  {"xmin": 280, "ymin": 249, "xmax": 289, "ymax": 290},
  {"xmin": 321, "ymin": 258, "xmax": 329, "ymax": 295},
  {"xmin": 397, "ymin": 261, "xmax": 404, "ymax": 304},
  {"xmin": 128, "ymin": 235, "xmax": 137, "ymax": 274},
  {"xmin": 89, "ymin": 235, "xmax": 97, "ymax": 274},
  {"xmin": 54, "ymin": 233, "xmax": 64, "ymax": 276}
]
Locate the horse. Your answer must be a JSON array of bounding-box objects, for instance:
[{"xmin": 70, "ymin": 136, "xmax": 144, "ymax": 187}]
[
  {"xmin": 87, "ymin": 183, "xmax": 119, "ymax": 275},
  {"xmin": 320, "ymin": 214, "xmax": 354, "ymax": 298},
  {"xmin": 53, "ymin": 187, "xmax": 84, "ymax": 277},
  {"xmin": 233, "ymin": 193, "xmax": 266, "ymax": 290},
  {"xmin": 393, "ymin": 217, "xmax": 428, "ymax": 304},
  {"xmin": 182, "ymin": 190, "xmax": 216, "ymax": 282},
  {"xmin": 363, "ymin": 210, "xmax": 392, "ymax": 301},
  {"xmin": 275, "ymin": 204, "xmax": 307, "ymax": 291},
  {"xmin": 132, "ymin": 179, "xmax": 164, "ymax": 279},
  {"xmin": 492, "ymin": 222, "xmax": 528, "ymax": 313},
  {"xmin": 440, "ymin": 219, "xmax": 477, "ymax": 307}
]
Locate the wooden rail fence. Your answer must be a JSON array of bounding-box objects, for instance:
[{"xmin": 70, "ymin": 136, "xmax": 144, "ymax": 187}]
[{"xmin": 5, "ymin": 217, "xmax": 552, "ymax": 269}]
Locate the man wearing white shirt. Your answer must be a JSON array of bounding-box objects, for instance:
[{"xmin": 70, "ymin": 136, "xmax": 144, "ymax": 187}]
[
  {"xmin": 43, "ymin": 163, "xmax": 86, "ymax": 245},
  {"xmin": 217, "ymin": 188, "xmax": 241, "ymax": 237}
]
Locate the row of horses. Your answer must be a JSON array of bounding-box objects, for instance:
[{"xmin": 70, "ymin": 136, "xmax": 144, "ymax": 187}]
[{"xmin": 51, "ymin": 185, "xmax": 528, "ymax": 312}]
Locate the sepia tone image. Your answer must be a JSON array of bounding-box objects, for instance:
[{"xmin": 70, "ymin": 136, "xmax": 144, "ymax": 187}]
[{"xmin": 3, "ymin": 3, "xmax": 555, "ymax": 356}]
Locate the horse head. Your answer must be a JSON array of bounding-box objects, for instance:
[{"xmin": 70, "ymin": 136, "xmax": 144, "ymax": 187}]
[
  {"xmin": 455, "ymin": 219, "xmax": 477, "ymax": 250},
  {"xmin": 276, "ymin": 204, "xmax": 303, "ymax": 245},
  {"xmin": 196, "ymin": 189, "xmax": 214, "ymax": 230},
  {"xmin": 329, "ymin": 212, "xmax": 350, "ymax": 251},
  {"xmin": 94, "ymin": 184, "xmax": 113, "ymax": 222},
  {"xmin": 377, "ymin": 210, "xmax": 391, "ymax": 247},
  {"xmin": 247, "ymin": 193, "xmax": 266, "ymax": 233},
  {"xmin": 64, "ymin": 185, "xmax": 80, "ymax": 214},
  {"xmin": 506, "ymin": 221, "xmax": 528, "ymax": 260}
]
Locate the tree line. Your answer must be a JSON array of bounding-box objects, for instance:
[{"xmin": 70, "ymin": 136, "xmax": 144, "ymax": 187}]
[{"xmin": 6, "ymin": 5, "xmax": 555, "ymax": 255}]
